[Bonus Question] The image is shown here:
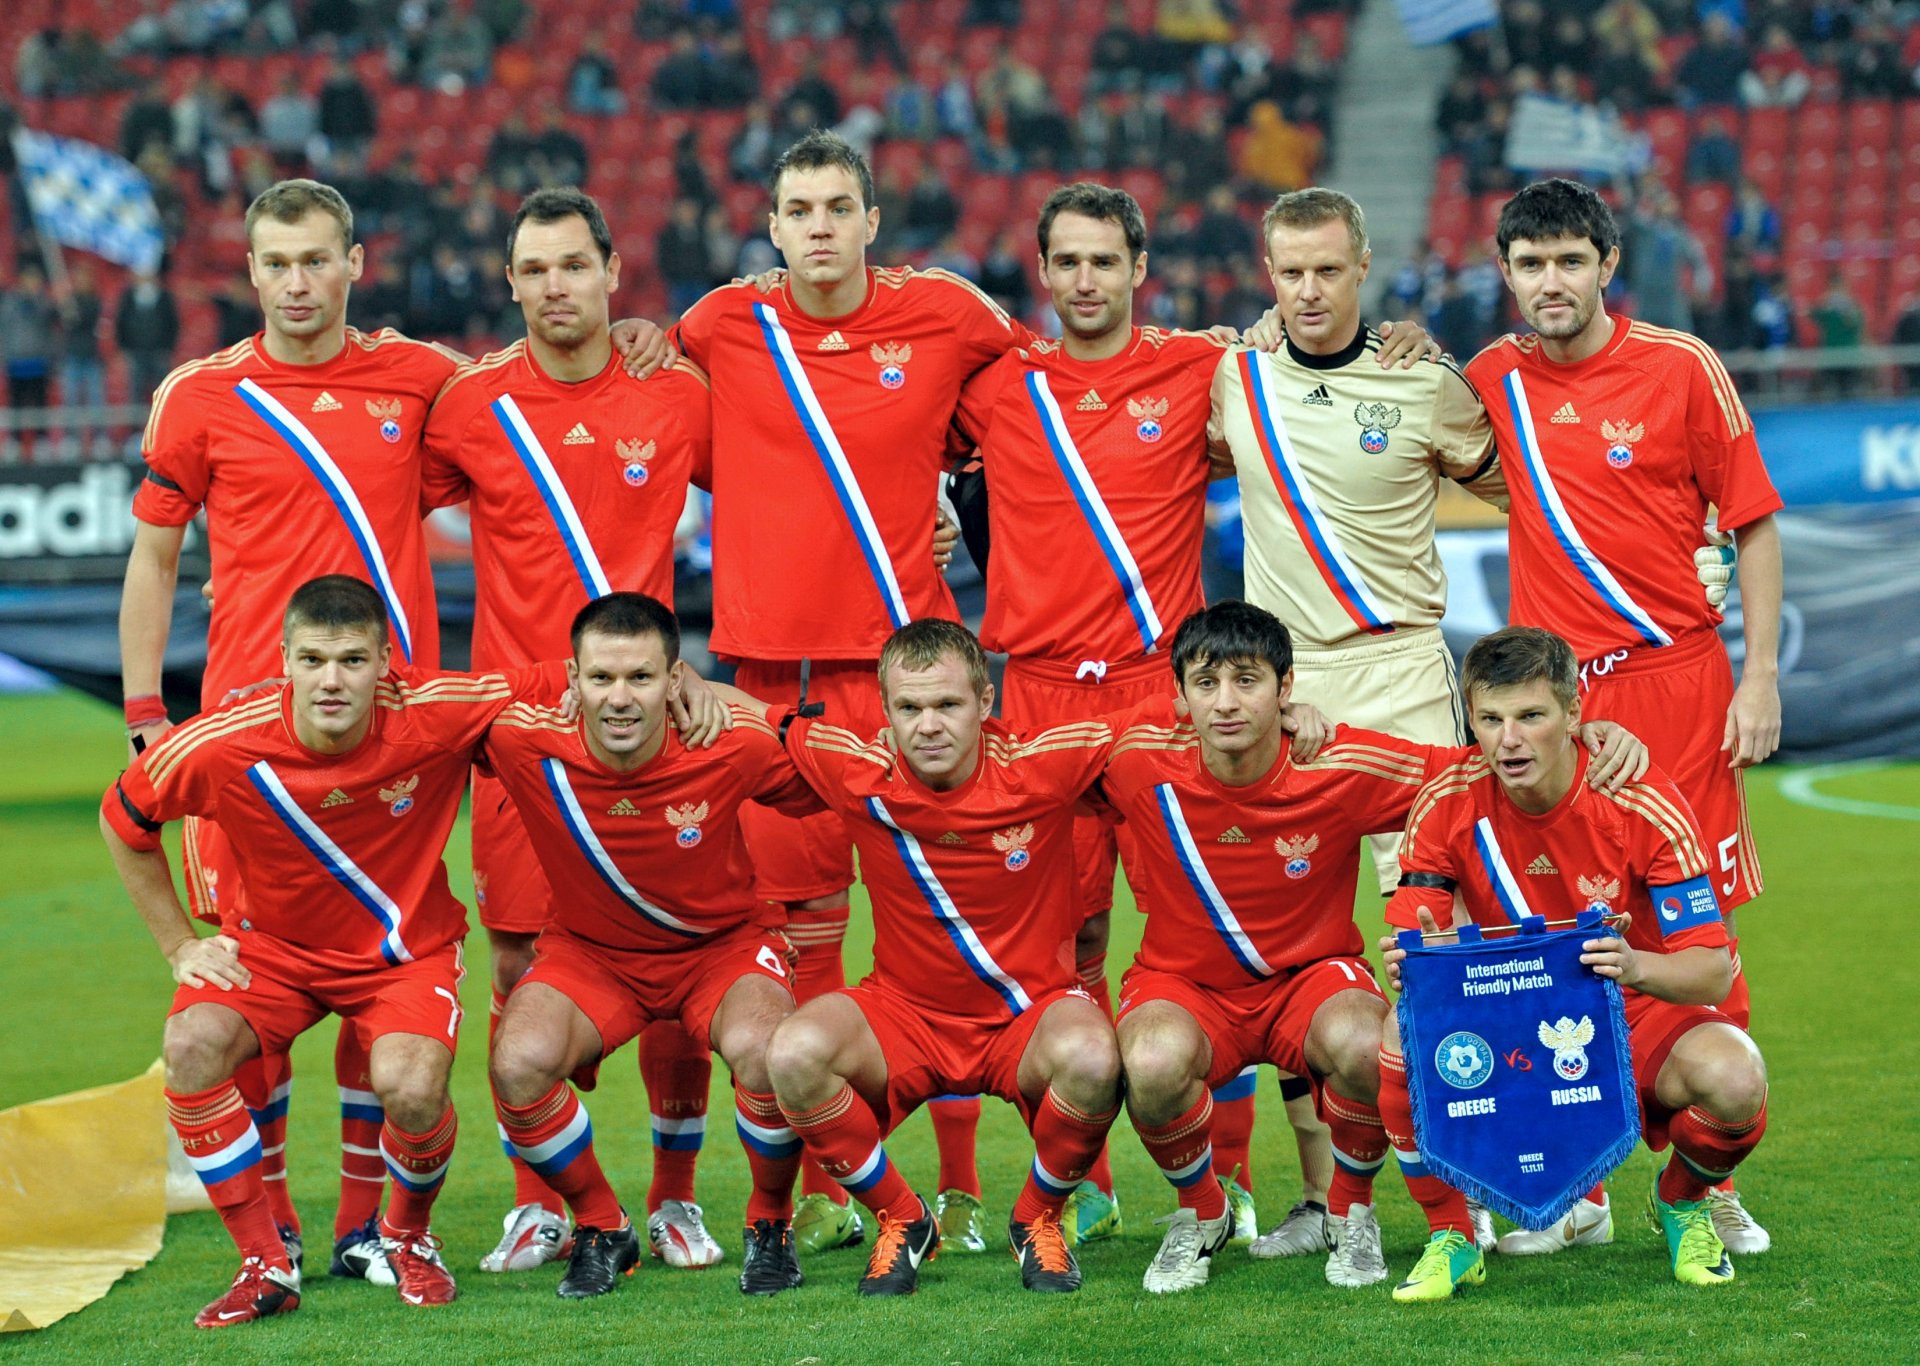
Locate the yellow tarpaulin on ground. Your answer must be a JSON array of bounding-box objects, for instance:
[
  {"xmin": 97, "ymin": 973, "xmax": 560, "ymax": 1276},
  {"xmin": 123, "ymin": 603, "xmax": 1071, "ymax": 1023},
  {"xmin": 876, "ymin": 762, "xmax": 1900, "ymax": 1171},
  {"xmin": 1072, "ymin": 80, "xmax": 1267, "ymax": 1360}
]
[{"xmin": 0, "ymin": 1061, "xmax": 167, "ymax": 1332}]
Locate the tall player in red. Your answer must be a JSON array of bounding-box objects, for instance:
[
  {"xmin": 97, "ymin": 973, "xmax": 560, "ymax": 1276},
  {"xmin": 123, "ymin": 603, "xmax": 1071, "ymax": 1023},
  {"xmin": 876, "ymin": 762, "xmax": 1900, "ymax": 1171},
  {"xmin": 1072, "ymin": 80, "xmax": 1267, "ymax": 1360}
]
[
  {"xmin": 1378, "ymin": 627, "xmax": 1768, "ymax": 1298},
  {"xmin": 482, "ymin": 593, "xmax": 819, "ymax": 1299},
  {"xmin": 422, "ymin": 187, "xmax": 725, "ymax": 1276},
  {"xmin": 119, "ymin": 179, "xmax": 456, "ymax": 1287},
  {"xmin": 1466, "ymin": 178, "xmax": 1781, "ymax": 1256},
  {"xmin": 100, "ymin": 577, "xmax": 544, "ymax": 1325},
  {"xmin": 761, "ymin": 620, "xmax": 1123, "ymax": 1297},
  {"xmin": 666, "ymin": 130, "xmax": 1031, "ymax": 1253}
]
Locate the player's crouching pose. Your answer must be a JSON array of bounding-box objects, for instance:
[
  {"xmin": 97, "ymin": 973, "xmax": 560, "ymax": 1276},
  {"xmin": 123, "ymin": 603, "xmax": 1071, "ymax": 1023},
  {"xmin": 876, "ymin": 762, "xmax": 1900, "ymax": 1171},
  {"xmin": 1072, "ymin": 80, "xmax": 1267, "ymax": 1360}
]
[
  {"xmin": 1379, "ymin": 626, "xmax": 1769, "ymax": 1299},
  {"xmin": 482, "ymin": 593, "xmax": 820, "ymax": 1299},
  {"xmin": 1100, "ymin": 602, "xmax": 1647, "ymax": 1295},
  {"xmin": 759, "ymin": 620, "xmax": 1123, "ymax": 1296},
  {"xmin": 100, "ymin": 578, "xmax": 534, "ymax": 1326}
]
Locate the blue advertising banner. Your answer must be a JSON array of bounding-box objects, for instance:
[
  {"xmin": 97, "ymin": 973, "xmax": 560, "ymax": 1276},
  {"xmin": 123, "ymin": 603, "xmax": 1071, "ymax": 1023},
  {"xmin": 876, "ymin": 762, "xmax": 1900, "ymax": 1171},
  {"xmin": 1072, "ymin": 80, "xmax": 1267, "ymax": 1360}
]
[
  {"xmin": 1396, "ymin": 912, "xmax": 1639, "ymax": 1229},
  {"xmin": 1750, "ymin": 402, "xmax": 1920, "ymax": 508}
]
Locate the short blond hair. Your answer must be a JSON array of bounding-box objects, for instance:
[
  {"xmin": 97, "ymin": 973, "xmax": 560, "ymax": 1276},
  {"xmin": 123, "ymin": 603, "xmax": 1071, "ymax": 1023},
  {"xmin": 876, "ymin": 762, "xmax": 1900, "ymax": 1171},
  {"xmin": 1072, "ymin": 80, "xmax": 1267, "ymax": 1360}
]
[
  {"xmin": 246, "ymin": 179, "xmax": 354, "ymax": 251},
  {"xmin": 1262, "ymin": 187, "xmax": 1368, "ymax": 260},
  {"xmin": 877, "ymin": 619, "xmax": 990, "ymax": 701}
]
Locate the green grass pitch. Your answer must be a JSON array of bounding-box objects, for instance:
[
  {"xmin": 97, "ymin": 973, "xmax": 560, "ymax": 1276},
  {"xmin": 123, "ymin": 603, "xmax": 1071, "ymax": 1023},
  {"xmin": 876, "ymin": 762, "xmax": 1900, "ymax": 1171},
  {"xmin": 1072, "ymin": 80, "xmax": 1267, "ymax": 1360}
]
[{"xmin": 3, "ymin": 690, "xmax": 1915, "ymax": 1363}]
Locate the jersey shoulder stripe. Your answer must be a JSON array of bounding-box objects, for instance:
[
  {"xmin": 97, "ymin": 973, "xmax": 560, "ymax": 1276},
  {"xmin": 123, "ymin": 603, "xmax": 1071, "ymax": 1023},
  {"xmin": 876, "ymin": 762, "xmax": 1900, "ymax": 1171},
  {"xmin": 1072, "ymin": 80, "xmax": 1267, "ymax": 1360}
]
[
  {"xmin": 1623, "ymin": 321, "xmax": 1751, "ymax": 439},
  {"xmin": 142, "ymin": 340, "xmax": 257, "ymax": 449},
  {"xmin": 656, "ymin": 354, "xmax": 711, "ymax": 389},
  {"xmin": 724, "ymin": 704, "xmax": 778, "ymax": 738},
  {"xmin": 434, "ymin": 342, "xmax": 524, "ymax": 404},
  {"xmin": 1403, "ymin": 755, "xmax": 1492, "ymax": 838},
  {"xmin": 146, "ymin": 694, "xmax": 285, "ymax": 784},
  {"xmin": 1603, "ymin": 783, "xmax": 1710, "ymax": 876},
  {"xmin": 910, "ymin": 266, "xmax": 1013, "ymax": 327},
  {"xmin": 1467, "ymin": 333, "xmax": 1537, "ymax": 373}
]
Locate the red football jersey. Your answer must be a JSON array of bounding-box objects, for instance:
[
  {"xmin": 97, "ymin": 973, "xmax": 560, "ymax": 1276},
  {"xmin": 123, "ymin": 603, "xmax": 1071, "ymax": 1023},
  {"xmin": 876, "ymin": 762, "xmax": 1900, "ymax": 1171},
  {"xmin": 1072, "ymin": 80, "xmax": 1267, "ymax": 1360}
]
[
  {"xmin": 1098, "ymin": 707, "xmax": 1452, "ymax": 988},
  {"xmin": 1387, "ymin": 748, "xmax": 1730, "ymax": 970},
  {"xmin": 955, "ymin": 329, "xmax": 1226, "ymax": 665},
  {"xmin": 785, "ymin": 715, "xmax": 1113, "ymax": 1017},
  {"xmin": 477, "ymin": 700, "xmax": 820, "ymax": 951},
  {"xmin": 421, "ymin": 342, "xmax": 712, "ymax": 668},
  {"xmin": 103, "ymin": 669, "xmax": 551, "ymax": 965},
  {"xmin": 669, "ymin": 267, "xmax": 1028, "ymax": 660},
  {"xmin": 1465, "ymin": 319, "xmax": 1782, "ymax": 660},
  {"xmin": 134, "ymin": 329, "xmax": 453, "ymax": 705}
]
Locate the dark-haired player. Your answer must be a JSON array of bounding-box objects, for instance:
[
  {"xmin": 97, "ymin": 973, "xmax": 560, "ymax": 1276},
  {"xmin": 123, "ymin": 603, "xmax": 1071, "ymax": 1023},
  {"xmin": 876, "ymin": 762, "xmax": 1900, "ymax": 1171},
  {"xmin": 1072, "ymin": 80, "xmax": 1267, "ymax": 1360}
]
[
  {"xmin": 423, "ymin": 187, "xmax": 724, "ymax": 1276},
  {"xmin": 1467, "ymin": 178, "xmax": 1782, "ymax": 1255},
  {"xmin": 1378, "ymin": 626, "xmax": 1768, "ymax": 1298}
]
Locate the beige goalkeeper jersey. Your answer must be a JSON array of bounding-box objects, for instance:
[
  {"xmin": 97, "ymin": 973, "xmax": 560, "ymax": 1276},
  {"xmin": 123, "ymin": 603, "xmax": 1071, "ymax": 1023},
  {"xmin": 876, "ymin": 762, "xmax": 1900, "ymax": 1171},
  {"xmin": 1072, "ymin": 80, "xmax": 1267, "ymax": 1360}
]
[{"xmin": 1210, "ymin": 328, "xmax": 1503, "ymax": 649}]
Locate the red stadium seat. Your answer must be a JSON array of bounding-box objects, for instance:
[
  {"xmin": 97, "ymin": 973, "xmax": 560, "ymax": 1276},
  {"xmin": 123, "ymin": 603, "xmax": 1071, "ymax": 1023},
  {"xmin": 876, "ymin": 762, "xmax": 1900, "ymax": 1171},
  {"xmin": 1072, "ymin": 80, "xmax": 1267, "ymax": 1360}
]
[
  {"xmin": 1742, "ymin": 106, "xmax": 1789, "ymax": 157},
  {"xmin": 1849, "ymin": 99, "xmax": 1895, "ymax": 150},
  {"xmin": 1795, "ymin": 147, "xmax": 1839, "ymax": 193},
  {"xmin": 1795, "ymin": 102, "xmax": 1843, "ymax": 155},
  {"xmin": 1745, "ymin": 147, "xmax": 1787, "ymax": 201}
]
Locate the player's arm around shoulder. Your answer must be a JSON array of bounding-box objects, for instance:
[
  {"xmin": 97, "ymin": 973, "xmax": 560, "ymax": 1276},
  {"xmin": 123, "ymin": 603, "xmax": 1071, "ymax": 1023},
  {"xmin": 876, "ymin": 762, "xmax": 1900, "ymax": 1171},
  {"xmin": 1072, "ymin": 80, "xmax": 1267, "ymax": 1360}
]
[
  {"xmin": 1205, "ymin": 345, "xmax": 1250, "ymax": 477},
  {"xmin": 1429, "ymin": 355, "xmax": 1508, "ymax": 510}
]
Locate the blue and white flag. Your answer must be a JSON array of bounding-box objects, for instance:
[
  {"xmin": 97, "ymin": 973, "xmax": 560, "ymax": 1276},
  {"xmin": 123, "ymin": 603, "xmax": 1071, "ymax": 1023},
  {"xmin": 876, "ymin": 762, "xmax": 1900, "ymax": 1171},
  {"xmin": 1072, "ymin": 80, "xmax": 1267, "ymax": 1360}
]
[
  {"xmin": 1396, "ymin": 911, "xmax": 1638, "ymax": 1229},
  {"xmin": 12, "ymin": 129, "xmax": 165, "ymax": 274},
  {"xmin": 1395, "ymin": 0, "xmax": 1497, "ymax": 46}
]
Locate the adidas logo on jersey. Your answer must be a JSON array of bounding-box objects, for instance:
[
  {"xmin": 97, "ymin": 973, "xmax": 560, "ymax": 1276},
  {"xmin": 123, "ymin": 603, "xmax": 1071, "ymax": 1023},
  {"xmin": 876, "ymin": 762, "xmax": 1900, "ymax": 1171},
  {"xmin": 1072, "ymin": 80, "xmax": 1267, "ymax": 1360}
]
[
  {"xmin": 1550, "ymin": 402, "xmax": 1580, "ymax": 424},
  {"xmin": 817, "ymin": 330, "xmax": 850, "ymax": 352},
  {"xmin": 1302, "ymin": 384, "xmax": 1333, "ymax": 407},
  {"xmin": 321, "ymin": 788, "xmax": 353, "ymax": 808},
  {"xmin": 1077, "ymin": 389, "xmax": 1108, "ymax": 411},
  {"xmin": 607, "ymin": 798, "xmax": 642, "ymax": 816},
  {"xmin": 936, "ymin": 831, "xmax": 967, "ymax": 846},
  {"xmin": 311, "ymin": 391, "xmax": 343, "ymax": 413},
  {"xmin": 562, "ymin": 423, "xmax": 594, "ymax": 445},
  {"xmin": 1217, "ymin": 826, "xmax": 1252, "ymax": 844},
  {"xmin": 1526, "ymin": 854, "xmax": 1558, "ymax": 874}
]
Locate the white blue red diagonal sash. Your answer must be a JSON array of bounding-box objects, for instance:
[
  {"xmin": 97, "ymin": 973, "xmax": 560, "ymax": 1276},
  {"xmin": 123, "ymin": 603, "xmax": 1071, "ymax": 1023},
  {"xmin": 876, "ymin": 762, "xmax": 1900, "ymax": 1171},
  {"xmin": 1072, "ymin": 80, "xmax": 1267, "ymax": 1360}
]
[
  {"xmin": 540, "ymin": 759, "xmax": 703, "ymax": 938},
  {"xmin": 864, "ymin": 796, "xmax": 1033, "ymax": 1015},
  {"xmin": 1024, "ymin": 371, "xmax": 1163, "ymax": 651},
  {"xmin": 1152, "ymin": 784, "xmax": 1276, "ymax": 978},
  {"xmin": 1471, "ymin": 817, "xmax": 1533, "ymax": 924},
  {"xmin": 245, "ymin": 760, "xmax": 412, "ymax": 964},
  {"xmin": 489, "ymin": 394, "xmax": 611, "ymax": 599},
  {"xmin": 234, "ymin": 378, "xmax": 416, "ymax": 663},
  {"xmin": 1237, "ymin": 352, "xmax": 1394, "ymax": 636},
  {"xmin": 751, "ymin": 303, "xmax": 910, "ymax": 628},
  {"xmin": 1499, "ymin": 371, "xmax": 1672, "ymax": 649}
]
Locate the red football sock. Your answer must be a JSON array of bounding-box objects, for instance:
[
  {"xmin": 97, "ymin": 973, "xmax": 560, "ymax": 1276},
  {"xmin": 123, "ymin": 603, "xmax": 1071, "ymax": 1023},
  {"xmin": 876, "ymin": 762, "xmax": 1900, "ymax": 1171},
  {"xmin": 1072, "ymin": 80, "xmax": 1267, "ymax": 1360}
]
[
  {"xmin": 928, "ymin": 1096, "xmax": 983, "ymax": 1197},
  {"xmin": 1582, "ymin": 1181, "xmax": 1608, "ymax": 1204},
  {"xmin": 488, "ymin": 987, "xmax": 564, "ymax": 1215},
  {"xmin": 169, "ymin": 1081, "xmax": 289, "ymax": 1268},
  {"xmin": 1076, "ymin": 951, "xmax": 1112, "ymax": 1015},
  {"xmin": 1324, "ymin": 1087, "xmax": 1387, "ymax": 1216},
  {"xmin": 781, "ymin": 1085, "xmax": 919, "ymax": 1222},
  {"xmin": 785, "ymin": 902, "xmax": 849, "ymax": 1003},
  {"xmin": 241, "ymin": 1052, "xmax": 298, "ymax": 1233},
  {"xmin": 333, "ymin": 1024, "xmax": 386, "ymax": 1235},
  {"xmin": 380, "ymin": 1106, "xmax": 457, "ymax": 1237},
  {"xmin": 1211, "ymin": 1066, "xmax": 1258, "ymax": 1191},
  {"xmin": 1661, "ymin": 1093, "xmax": 1768, "ymax": 1204},
  {"xmin": 497, "ymin": 1082, "xmax": 624, "ymax": 1229},
  {"xmin": 734, "ymin": 1084, "xmax": 802, "ymax": 1223},
  {"xmin": 1135, "ymin": 1091, "xmax": 1227, "ymax": 1219},
  {"xmin": 1378, "ymin": 1046, "xmax": 1470, "ymax": 1234},
  {"xmin": 1014, "ymin": 1088, "xmax": 1119, "ymax": 1224},
  {"xmin": 641, "ymin": 1020, "xmax": 710, "ymax": 1211}
]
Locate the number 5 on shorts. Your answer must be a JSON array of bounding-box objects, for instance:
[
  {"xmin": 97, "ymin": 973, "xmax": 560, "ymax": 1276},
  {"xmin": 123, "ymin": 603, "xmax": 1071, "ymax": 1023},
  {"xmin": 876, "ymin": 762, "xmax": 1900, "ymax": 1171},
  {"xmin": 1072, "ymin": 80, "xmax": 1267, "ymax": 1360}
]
[
  {"xmin": 757, "ymin": 944, "xmax": 787, "ymax": 979},
  {"xmin": 1717, "ymin": 834, "xmax": 1739, "ymax": 898}
]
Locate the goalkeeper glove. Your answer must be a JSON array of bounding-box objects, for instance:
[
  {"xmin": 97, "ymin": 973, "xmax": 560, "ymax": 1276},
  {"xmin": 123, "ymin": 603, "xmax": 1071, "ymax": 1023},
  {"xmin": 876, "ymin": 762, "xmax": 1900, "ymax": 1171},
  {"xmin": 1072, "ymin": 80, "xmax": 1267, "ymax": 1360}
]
[{"xmin": 1695, "ymin": 521, "xmax": 1735, "ymax": 610}]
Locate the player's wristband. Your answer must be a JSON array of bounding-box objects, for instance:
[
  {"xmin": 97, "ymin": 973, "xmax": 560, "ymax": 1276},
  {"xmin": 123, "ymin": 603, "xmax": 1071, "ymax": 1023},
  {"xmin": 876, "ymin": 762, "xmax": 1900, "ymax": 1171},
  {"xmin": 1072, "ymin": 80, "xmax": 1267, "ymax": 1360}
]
[{"xmin": 125, "ymin": 695, "xmax": 168, "ymax": 728}]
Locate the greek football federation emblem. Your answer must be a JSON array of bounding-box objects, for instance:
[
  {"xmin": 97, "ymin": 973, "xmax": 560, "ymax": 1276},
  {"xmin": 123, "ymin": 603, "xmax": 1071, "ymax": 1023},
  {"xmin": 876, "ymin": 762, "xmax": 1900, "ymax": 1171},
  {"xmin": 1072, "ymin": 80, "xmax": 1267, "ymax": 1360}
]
[
  {"xmin": 871, "ymin": 341, "xmax": 911, "ymax": 390},
  {"xmin": 614, "ymin": 437, "xmax": 656, "ymax": 487},
  {"xmin": 1538, "ymin": 1015, "xmax": 1595, "ymax": 1081},
  {"xmin": 1601, "ymin": 419, "xmax": 1644, "ymax": 468},
  {"xmin": 993, "ymin": 822, "xmax": 1035, "ymax": 871},
  {"xmin": 1354, "ymin": 402, "xmax": 1401, "ymax": 454},
  {"xmin": 1436, "ymin": 1030, "xmax": 1495, "ymax": 1090},
  {"xmin": 1275, "ymin": 832, "xmax": 1319, "ymax": 879},
  {"xmin": 1128, "ymin": 395, "xmax": 1168, "ymax": 443},
  {"xmin": 1577, "ymin": 873, "xmax": 1620, "ymax": 916},
  {"xmin": 665, "ymin": 801, "xmax": 709, "ymax": 848},
  {"xmin": 367, "ymin": 397, "xmax": 404, "ymax": 444},
  {"xmin": 379, "ymin": 774, "xmax": 419, "ymax": 817}
]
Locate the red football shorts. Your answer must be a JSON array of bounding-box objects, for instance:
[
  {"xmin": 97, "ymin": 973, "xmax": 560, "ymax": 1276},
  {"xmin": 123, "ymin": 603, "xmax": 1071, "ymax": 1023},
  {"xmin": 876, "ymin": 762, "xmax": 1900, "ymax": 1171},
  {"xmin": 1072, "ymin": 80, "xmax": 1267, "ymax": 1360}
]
[
  {"xmin": 182, "ymin": 814, "xmax": 247, "ymax": 928},
  {"xmin": 470, "ymin": 769, "xmax": 554, "ymax": 935},
  {"xmin": 733, "ymin": 658, "xmax": 887, "ymax": 903},
  {"xmin": 1624, "ymin": 988, "xmax": 1748, "ymax": 1150},
  {"xmin": 1576, "ymin": 628, "xmax": 1762, "ymax": 912},
  {"xmin": 1118, "ymin": 956, "xmax": 1385, "ymax": 1112},
  {"xmin": 843, "ymin": 979, "xmax": 1091, "ymax": 1133},
  {"xmin": 169, "ymin": 934, "xmax": 467, "ymax": 1058},
  {"xmin": 1002, "ymin": 654, "xmax": 1174, "ymax": 922},
  {"xmin": 523, "ymin": 922, "xmax": 794, "ymax": 1090}
]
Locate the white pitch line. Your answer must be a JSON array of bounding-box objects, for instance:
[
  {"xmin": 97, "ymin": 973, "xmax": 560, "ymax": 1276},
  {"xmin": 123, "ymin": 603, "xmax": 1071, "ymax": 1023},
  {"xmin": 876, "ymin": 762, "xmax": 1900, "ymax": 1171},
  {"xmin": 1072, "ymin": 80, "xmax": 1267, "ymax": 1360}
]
[{"xmin": 1776, "ymin": 760, "xmax": 1920, "ymax": 823}]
